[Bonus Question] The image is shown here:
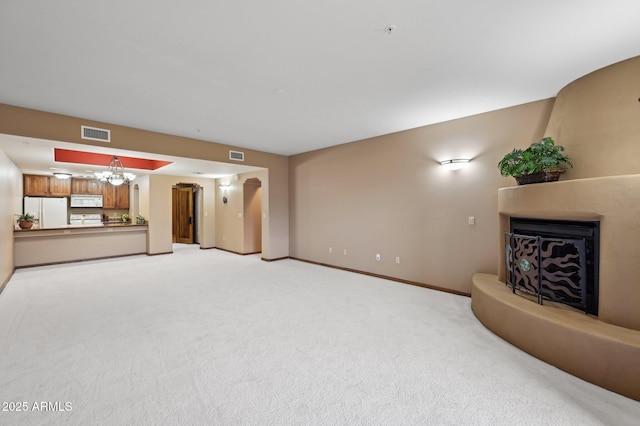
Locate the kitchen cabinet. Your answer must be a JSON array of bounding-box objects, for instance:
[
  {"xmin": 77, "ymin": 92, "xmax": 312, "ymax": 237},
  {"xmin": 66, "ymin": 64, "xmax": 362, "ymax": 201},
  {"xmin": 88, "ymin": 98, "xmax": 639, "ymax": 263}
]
[
  {"xmin": 102, "ymin": 183, "xmax": 129, "ymax": 209},
  {"xmin": 71, "ymin": 178, "xmax": 103, "ymax": 195},
  {"xmin": 23, "ymin": 174, "xmax": 71, "ymax": 197}
]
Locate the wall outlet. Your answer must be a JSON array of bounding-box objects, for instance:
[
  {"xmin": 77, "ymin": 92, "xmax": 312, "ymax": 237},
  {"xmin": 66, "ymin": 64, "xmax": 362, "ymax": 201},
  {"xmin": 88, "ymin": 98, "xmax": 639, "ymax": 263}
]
[
  {"xmin": 468, "ymin": 216, "xmax": 475, "ymax": 225},
  {"xmin": 375, "ymin": 253, "xmax": 381, "ymax": 261},
  {"xmin": 329, "ymin": 247, "xmax": 333, "ymax": 253},
  {"xmin": 395, "ymin": 256, "xmax": 401, "ymax": 264},
  {"xmin": 343, "ymin": 249, "xmax": 347, "ymax": 256}
]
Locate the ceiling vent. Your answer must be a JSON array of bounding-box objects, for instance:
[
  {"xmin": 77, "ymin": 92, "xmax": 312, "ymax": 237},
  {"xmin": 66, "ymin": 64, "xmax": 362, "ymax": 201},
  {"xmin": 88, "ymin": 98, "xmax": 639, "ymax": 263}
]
[
  {"xmin": 81, "ymin": 125, "xmax": 111, "ymax": 142},
  {"xmin": 229, "ymin": 150, "xmax": 245, "ymax": 161}
]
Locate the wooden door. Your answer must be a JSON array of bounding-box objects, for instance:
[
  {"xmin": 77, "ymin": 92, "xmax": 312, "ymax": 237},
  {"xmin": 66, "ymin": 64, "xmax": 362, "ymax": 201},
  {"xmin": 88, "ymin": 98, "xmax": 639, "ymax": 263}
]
[{"xmin": 175, "ymin": 187, "xmax": 194, "ymax": 244}]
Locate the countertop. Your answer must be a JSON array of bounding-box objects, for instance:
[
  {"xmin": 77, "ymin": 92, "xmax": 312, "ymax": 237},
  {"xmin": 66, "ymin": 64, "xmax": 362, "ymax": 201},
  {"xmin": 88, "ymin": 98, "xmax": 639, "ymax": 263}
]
[{"xmin": 14, "ymin": 223, "xmax": 148, "ymax": 232}]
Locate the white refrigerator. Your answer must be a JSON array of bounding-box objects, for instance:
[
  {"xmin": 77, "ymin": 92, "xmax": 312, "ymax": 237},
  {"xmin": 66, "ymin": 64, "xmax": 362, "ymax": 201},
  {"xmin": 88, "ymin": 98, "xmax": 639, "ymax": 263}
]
[{"xmin": 23, "ymin": 197, "xmax": 68, "ymax": 228}]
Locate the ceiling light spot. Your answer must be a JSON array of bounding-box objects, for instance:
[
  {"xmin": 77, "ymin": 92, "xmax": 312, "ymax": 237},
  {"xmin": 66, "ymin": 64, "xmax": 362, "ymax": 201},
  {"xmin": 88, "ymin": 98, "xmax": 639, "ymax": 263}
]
[{"xmin": 384, "ymin": 24, "xmax": 397, "ymax": 34}]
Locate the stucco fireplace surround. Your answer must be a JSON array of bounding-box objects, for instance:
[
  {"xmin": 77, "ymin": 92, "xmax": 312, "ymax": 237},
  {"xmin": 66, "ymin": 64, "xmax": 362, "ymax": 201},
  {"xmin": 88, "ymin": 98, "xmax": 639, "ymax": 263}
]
[{"xmin": 471, "ymin": 174, "xmax": 640, "ymax": 401}]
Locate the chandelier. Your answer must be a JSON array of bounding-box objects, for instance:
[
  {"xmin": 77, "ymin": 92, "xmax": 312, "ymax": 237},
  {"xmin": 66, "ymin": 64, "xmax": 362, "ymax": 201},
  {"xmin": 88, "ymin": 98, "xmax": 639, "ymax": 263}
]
[{"xmin": 95, "ymin": 156, "xmax": 136, "ymax": 186}]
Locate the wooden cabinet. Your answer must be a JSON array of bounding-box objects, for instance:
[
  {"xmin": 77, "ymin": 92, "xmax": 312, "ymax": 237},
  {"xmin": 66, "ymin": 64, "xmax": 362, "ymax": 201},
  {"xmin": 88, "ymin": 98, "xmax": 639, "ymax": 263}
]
[
  {"xmin": 116, "ymin": 184, "xmax": 130, "ymax": 209},
  {"xmin": 102, "ymin": 183, "xmax": 129, "ymax": 209},
  {"xmin": 48, "ymin": 178, "xmax": 71, "ymax": 196},
  {"xmin": 102, "ymin": 184, "xmax": 117, "ymax": 209},
  {"xmin": 23, "ymin": 174, "xmax": 71, "ymax": 197},
  {"xmin": 87, "ymin": 180, "xmax": 103, "ymax": 195},
  {"xmin": 71, "ymin": 178, "xmax": 103, "ymax": 195},
  {"xmin": 23, "ymin": 175, "xmax": 49, "ymax": 196}
]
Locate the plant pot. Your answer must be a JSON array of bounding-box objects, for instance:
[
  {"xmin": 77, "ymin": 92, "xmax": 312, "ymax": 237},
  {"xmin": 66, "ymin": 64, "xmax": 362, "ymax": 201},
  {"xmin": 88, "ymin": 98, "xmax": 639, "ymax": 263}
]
[
  {"xmin": 19, "ymin": 220, "xmax": 34, "ymax": 229},
  {"xmin": 515, "ymin": 170, "xmax": 564, "ymax": 185}
]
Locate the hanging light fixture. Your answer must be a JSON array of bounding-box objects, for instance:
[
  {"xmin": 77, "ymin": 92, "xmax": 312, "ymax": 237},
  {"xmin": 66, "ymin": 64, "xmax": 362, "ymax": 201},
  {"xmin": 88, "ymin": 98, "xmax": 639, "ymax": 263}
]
[{"xmin": 95, "ymin": 156, "xmax": 136, "ymax": 186}]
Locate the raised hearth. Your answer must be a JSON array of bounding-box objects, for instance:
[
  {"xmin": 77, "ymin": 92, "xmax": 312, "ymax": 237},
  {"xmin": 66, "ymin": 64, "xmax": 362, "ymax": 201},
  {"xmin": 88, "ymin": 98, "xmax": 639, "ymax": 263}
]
[
  {"xmin": 472, "ymin": 274, "xmax": 640, "ymax": 401},
  {"xmin": 472, "ymin": 174, "xmax": 640, "ymax": 402}
]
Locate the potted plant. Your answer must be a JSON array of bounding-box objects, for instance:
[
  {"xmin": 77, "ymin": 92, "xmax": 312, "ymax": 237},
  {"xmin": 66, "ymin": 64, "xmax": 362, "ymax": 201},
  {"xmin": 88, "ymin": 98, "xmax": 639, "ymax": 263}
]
[
  {"xmin": 17, "ymin": 213, "xmax": 35, "ymax": 229},
  {"xmin": 498, "ymin": 137, "xmax": 572, "ymax": 185}
]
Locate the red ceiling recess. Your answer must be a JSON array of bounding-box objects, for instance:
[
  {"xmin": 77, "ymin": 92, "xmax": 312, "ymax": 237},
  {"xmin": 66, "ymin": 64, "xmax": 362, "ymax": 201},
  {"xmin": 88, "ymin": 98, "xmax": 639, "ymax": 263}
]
[{"xmin": 54, "ymin": 148, "xmax": 173, "ymax": 170}]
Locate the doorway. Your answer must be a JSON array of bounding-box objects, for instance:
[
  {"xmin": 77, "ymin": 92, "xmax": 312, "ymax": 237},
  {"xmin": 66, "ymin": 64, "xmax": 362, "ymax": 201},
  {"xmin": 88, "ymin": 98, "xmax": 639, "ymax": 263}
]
[
  {"xmin": 243, "ymin": 178, "xmax": 262, "ymax": 253},
  {"xmin": 172, "ymin": 183, "xmax": 200, "ymax": 244}
]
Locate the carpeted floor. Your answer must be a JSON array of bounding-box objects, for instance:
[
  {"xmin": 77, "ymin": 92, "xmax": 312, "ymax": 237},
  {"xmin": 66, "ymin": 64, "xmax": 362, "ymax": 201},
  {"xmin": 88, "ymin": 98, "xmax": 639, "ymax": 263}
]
[{"xmin": 1, "ymin": 244, "xmax": 639, "ymax": 425}]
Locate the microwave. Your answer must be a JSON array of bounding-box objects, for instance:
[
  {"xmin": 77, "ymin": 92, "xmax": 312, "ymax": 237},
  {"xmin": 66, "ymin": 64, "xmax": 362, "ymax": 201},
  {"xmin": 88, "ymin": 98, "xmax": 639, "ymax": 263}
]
[{"xmin": 70, "ymin": 194, "xmax": 103, "ymax": 208}]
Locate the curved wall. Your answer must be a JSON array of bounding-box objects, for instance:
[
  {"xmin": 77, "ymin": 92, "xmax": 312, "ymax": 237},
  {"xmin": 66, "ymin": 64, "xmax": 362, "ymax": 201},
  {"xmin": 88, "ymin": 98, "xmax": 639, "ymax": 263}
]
[
  {"xmin": 472, "ymin": 56, "xmax": 640, "ymax": 401},
  {"xmin": 544, "ymin": 55, "xmax": 640, "ymax": 179}
]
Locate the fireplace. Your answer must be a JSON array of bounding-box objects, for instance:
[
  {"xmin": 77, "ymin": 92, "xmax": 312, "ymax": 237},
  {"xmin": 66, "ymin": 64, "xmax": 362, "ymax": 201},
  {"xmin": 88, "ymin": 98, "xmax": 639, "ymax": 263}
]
[
  {"xmin": 473, "ymin": 176, "xmax": 640, "ymax": 402},
  {"xmin": 505, "ymin": 218, "xmax": 599, "ymax": 315}
]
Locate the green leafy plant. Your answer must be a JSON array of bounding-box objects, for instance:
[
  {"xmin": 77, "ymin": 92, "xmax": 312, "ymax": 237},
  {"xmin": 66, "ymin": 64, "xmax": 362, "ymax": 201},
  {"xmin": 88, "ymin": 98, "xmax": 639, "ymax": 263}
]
[
  {"xmin": 498, "ymin": 137, "xmax": 572, "ymax": 177},
  {"xmin": 17, "ymin": 212, "xmax": 35, "ymax": 223}
]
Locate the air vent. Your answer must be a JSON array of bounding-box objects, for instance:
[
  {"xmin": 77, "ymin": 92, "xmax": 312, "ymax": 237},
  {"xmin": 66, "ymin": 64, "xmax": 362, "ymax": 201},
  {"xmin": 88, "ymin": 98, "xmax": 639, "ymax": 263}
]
[
  {"xmin": 229, "ymin": 150, "xmax": 245, "ymax": 161},
  {"xmin": 81, "ymin": 125, "xmax": 111, "ymax": 142}
]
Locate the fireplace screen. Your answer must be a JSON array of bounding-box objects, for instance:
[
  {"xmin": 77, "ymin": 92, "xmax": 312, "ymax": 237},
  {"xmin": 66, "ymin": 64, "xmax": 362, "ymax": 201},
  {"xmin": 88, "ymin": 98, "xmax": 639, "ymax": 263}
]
[{"xmin": 505, "ymin": 232, "xmax": 588, "ymax": 313}]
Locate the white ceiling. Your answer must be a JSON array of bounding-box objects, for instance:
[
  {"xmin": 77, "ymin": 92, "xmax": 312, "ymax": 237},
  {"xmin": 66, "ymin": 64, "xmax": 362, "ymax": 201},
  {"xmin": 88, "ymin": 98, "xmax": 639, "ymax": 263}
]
[{"xmin": 1, "ymin": 0, "xmax": 640, "ymax": 163}]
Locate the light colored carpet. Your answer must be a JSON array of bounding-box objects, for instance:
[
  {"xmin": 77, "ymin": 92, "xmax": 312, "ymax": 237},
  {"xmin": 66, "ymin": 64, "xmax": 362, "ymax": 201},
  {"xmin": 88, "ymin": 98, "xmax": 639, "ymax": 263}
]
[{"xmin": 0, "ymin": 244, "xmax": 638, "ymax": 425}]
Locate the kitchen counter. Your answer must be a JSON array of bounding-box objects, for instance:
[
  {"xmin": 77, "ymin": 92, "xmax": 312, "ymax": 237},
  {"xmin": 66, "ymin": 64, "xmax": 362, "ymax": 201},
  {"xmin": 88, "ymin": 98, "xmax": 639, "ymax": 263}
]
[
  {"xmin": 14, "ymin": 223, "xmax": 147, "ymax": 231},
  {"xmin": 14, "ymin": 223, "xmax": 148, "ymax": 267}
]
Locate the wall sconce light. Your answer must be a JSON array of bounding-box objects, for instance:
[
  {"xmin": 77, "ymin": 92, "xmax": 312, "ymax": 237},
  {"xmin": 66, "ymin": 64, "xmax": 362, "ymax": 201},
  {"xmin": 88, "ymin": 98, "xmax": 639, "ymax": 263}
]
[
  {"xmin": 219, "ymin": 184, "xmax": 230, "ymax": 204},
  {"xmin": 440, "ymin": 159, "xmax": 470, "ymax": 171}
]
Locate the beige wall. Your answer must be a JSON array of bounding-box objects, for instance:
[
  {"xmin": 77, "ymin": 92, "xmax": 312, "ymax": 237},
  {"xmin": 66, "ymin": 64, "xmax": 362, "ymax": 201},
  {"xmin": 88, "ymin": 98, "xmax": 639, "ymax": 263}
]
[
  {"xmin": 3, "ymin": 55, "xmax": 638, "ymax": 290},
  {"xmin": 288, "ymin": 55, "xmax": 640, "ymax": 295},
  {"xmin": 289, "ymin": 99, "xmax": 554, "ymax": 294},
  {"xmin": 244, "ymin": 181, "xmax": 262, "ymax": 253},
  {"xmin": 545, "ymin": 56, "xmax": 640, "ymax": 179},
  {"xmin": 0, "ymin": 104, "xmax": 289, "ymax": 259},
  {"xmin": 134, "ymin": 175, "xmax": 151, "ymax": 252},
  {"xmin": 146, "ymin": 175, "xmax": 218, "ymax": 254},
  {"xmin": 215, "ymin": 175, "xmax": 243, "ymax": 253},
  {"xmin": 0, "ymin": 150, "xmax": 22, "ymax": 288},
  {"xmin": 215, "ymin": 170, "xmax": 268, "ymax": 254}
]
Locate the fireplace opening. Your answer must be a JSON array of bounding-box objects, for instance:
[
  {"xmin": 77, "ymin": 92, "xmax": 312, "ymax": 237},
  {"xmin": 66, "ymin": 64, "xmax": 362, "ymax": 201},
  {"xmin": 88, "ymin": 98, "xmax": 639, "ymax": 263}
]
[{"xmin": 505, "ymin": 218, "xmax": 600, "ymax": 315}]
